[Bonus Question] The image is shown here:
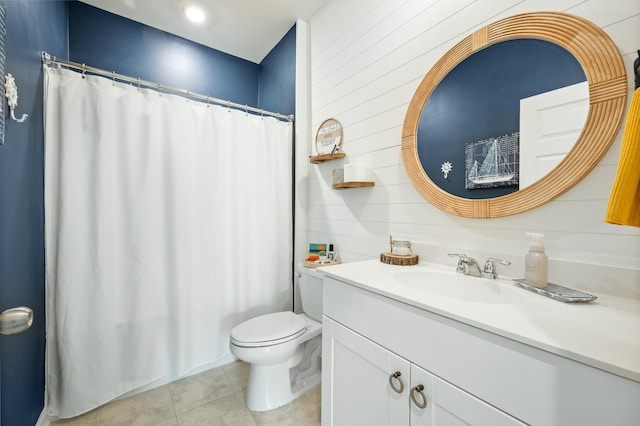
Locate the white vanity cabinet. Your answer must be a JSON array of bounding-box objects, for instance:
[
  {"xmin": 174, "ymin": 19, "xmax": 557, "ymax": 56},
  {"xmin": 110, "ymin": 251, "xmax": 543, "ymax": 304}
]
[
  {"xmin": 323, "ymin": 316, "xmax": 524, "ymax": 425},
  {"xmin": 321, "ymin": 275, "xmax": 640, "ymax": 426},
  {"xmin": 322, "ymin": 316, "xmax": 410, "ymax": 425}
]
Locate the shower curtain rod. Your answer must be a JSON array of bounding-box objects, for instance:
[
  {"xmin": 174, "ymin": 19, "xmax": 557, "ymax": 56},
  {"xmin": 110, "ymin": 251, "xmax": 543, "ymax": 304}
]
[{"xmin": 41, "ymin": 52, "xmax": 294, "ymax": 122}]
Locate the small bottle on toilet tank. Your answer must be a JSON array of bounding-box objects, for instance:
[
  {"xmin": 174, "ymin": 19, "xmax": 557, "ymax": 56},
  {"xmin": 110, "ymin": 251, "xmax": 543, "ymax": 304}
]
[{"xmin": 327, "ymin": 244, "xmax": 335, "ymax": 261}]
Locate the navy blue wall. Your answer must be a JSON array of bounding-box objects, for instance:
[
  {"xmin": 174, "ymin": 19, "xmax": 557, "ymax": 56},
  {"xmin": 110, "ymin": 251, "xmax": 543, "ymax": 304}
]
[
  {"xmin": 419, "ymin": 39, "xmax": 585, "ymax": 199},
  {"xmin": 0, "ymin": 1, "xmax": 68, "ymax": 424},
  {"xmin": 69, "ymin": 2, "xmax": 260, "ymax": 108},
  {"xmin": 259, "ymin": 25, "xmax": 296, "ymax": 116}
]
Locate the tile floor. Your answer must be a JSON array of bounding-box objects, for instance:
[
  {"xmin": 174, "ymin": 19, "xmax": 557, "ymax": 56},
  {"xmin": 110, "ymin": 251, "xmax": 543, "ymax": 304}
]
[{"xmin": 52, "ymin": 361, "xmax": 321, "ymax": 426}]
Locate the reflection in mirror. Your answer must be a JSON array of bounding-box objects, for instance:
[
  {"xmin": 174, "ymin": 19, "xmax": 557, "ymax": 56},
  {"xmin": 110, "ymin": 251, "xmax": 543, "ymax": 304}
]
[
  {"xmin": 519, "ymin": 81, "xmax": 588, "ymax": 189},
  {"xmin": 418, "ymin": 39, "xmax": 586, "ymax": 199}
]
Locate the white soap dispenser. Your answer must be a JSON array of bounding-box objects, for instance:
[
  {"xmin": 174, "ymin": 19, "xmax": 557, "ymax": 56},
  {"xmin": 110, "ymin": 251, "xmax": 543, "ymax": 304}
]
[{"xmin": 524, "ymin": 233, "xmax": 548, "ymax": 288}]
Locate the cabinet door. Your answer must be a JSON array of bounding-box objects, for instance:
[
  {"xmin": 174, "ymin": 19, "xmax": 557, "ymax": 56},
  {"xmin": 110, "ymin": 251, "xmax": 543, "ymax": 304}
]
[
  {"xmin": 322, "ymin": 317, "xmax": 410, "ymax": 426},
  {"xmin": 410, "ymin": 364, "xmax": 525, "ymax": 426}
]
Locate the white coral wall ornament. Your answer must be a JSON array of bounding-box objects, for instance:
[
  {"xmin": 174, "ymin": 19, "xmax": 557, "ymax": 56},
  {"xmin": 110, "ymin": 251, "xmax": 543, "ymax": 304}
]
[
  {"xmin": 5, "ymin": 73, "xmax": 28, "ymax": 123},
  {"xmin": 441, "ymin": 161, "xmax": 453, "ymax": 179}
]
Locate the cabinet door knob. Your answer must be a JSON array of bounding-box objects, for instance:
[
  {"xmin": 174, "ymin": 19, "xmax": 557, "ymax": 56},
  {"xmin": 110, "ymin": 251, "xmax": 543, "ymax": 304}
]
[
  {"xmin": 411, "ymin": 384, "xmax": 428, "ymax": 409},
  {"xmin": 388, "ymin": 371, "xmax": 404, "ymax": 393}
]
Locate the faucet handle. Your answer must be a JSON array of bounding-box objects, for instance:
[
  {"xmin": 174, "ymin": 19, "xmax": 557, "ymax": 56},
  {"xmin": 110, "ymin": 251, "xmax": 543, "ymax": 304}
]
[
  {"xmin": 448, "ymin": 253, "xmax": 469, "ymax": 260},
  {"xmin": 483, "ymin": 257, "xmax": 511, "ymax": 279}
]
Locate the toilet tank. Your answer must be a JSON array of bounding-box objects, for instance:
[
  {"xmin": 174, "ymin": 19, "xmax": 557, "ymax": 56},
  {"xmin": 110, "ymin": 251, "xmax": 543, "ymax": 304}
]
[{"xmin": 297, "ymin": 262, "xmax": 324, "ymax": 322}]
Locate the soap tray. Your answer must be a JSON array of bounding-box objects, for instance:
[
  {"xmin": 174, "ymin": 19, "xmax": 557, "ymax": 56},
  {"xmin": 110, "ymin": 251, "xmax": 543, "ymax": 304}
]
[{"xmin": 512, "ymin": 279, "xmax": 597, "ymax": 303}]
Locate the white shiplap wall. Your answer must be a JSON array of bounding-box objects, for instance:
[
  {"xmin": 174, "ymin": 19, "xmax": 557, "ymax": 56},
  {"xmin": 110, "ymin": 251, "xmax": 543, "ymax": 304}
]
[{"xmin": 302, "ymin": 0, "xmax": 640, "ymax": 294}]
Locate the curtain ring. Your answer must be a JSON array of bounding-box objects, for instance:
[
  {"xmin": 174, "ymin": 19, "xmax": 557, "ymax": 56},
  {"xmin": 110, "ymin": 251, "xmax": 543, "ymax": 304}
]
[
  {"xmin": 137, "ymin": 77, "xmax": 141, "ymax": 91},
  {"xmin": 261, "ymin": 108, "xmax": 264, "ymax": 120},
  {"xmin": 112, "ymin": 71, "xmax": 116, "ymax": 86},
  {"xmin": 82, "ymin": 63, "xmax": 86, "ymax": 79},
  {"xmin": 158, "ymin": 82, "xmax": 161, "ymax": 96},
  {"xmin": 206, "ymin": 96, "xmax": 210, "ymax": 108},
  {"xmin": 227, "ymin": 100, "xmax": 231, "ymax": 113},
  {"xmin": 244, "ymin": 105, "xmax": 248, "ymax": 116}
]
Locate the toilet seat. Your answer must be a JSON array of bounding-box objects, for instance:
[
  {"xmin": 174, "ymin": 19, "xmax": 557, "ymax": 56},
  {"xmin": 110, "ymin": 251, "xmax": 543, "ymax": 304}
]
[{"xmin": 230, "ymin": 311, "xmax": 306, "ymax": 348}]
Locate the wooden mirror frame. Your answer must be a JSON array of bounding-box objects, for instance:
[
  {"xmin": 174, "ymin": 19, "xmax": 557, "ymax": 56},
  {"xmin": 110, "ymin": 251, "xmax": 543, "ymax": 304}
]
[{"xmin": 402, "ymin": 11, "xmax": 627, "ymax": 218}]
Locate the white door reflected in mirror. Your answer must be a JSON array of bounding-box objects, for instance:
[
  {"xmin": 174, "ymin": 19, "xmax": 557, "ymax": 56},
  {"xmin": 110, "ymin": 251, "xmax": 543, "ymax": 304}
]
[{"xmin": 519, "ymin": 81, "xmax": 589, "ymax": 189}]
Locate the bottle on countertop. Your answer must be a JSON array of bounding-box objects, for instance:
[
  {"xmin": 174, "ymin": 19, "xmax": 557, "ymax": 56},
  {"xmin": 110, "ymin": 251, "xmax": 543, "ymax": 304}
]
[
  {"xmin": 327, "ymin": 244, "xmax": 335, "ymax": 262},
  {"xmin": 524, "ymin": 233, "xmax": 548, "ymax": 288}
]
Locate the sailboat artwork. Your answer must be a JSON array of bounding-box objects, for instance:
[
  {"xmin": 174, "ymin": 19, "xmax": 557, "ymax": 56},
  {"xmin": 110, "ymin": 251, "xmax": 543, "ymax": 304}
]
[{"xmin": 465, "ymin": 132, "xmax": 519, "ymax": 189}]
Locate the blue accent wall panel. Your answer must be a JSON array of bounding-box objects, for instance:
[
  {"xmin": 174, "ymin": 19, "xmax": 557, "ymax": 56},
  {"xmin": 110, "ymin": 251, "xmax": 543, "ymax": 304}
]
[
  {"xmin": 69, "ymin": 2, "xmax": 259, "ymax": 108},
  {"xmin": 1, "ymin": 1, "xmax": 69, "ymax": 424},
  {"xmin": 259, "ymin": 25, "xmax": 296, "ymax": 117}
]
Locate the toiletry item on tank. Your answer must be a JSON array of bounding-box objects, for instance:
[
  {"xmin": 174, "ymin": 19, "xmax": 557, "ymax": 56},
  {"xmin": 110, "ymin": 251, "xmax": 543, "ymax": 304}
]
[
  {"xmin": 524, "ymin": 233, "xmax": 548, "ymax": 288},
  {"xmin": 327, "ymin": 244, "xmax": 335, "ymax": 261}
]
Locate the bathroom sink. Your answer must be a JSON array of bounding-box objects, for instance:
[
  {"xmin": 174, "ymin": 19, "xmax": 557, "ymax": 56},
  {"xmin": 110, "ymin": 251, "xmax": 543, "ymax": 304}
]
[{"xmin": 393, "ymin": 270, "xmax": 521, "ymax": 304}]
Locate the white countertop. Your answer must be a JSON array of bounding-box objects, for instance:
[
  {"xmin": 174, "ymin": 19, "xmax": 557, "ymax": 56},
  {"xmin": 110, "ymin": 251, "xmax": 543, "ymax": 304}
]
[{"xmin": 319, "ymin": 259, "xmax": 640, "ymax": 383}]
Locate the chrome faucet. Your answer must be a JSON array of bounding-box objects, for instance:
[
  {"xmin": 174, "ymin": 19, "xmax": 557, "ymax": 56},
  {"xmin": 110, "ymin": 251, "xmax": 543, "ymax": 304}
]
[
  {"xmin": 449, "ymin": 254, "xmax": 511, "ymax": 279},
  {"xmin": 448, "ymin": 253, "xmax": 482, "ymax": 277}
]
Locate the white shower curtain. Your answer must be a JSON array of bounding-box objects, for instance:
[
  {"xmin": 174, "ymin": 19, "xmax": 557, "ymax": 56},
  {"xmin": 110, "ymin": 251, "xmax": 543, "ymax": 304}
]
[{"xmin": 42, "ymin": 65, "xmax": 293, "ymax": 419}]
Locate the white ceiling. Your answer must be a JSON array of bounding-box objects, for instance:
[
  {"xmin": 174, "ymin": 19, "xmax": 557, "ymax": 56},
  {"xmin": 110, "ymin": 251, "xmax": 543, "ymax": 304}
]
[{"xmin": 79, "ymin": 0, "xmax": 330, "ymax": 63}]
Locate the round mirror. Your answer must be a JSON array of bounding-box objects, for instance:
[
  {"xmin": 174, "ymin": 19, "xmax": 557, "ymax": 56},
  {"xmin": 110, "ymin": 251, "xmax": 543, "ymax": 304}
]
[{"xmin": 402, "ymin": 11, "xmax": 627, "ymax": 218}]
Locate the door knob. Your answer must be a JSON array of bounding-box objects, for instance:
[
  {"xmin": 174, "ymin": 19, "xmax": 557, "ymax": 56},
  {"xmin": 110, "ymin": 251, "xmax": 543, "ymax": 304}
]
[{"xmin": 0, "ymin": 306, "xmax": 33, "ymax": 335}]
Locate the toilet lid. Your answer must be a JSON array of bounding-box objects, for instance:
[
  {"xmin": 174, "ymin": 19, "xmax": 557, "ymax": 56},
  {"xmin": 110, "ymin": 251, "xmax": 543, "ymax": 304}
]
[{"xmin": 230, "ymin": 311, "xmax": 306, "ymax": 346}]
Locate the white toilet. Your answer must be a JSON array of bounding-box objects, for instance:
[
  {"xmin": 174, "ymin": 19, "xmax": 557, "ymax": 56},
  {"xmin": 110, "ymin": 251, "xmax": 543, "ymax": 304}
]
[{"xmin": 229, "ymin": 262, "xmax": 324, "ymax": 411}]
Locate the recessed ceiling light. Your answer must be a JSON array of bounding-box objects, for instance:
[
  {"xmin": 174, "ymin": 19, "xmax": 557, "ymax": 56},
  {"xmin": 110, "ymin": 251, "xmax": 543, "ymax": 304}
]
[{"xmin": 185, "ymin": 6, "xmax": 205, "ymax": 23}]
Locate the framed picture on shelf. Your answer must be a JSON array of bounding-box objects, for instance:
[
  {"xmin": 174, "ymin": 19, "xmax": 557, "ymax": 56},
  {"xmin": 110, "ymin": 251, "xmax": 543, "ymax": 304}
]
[{"xmin": 315, "ymin": 118, "xmax": 343, "ymax": 155}]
